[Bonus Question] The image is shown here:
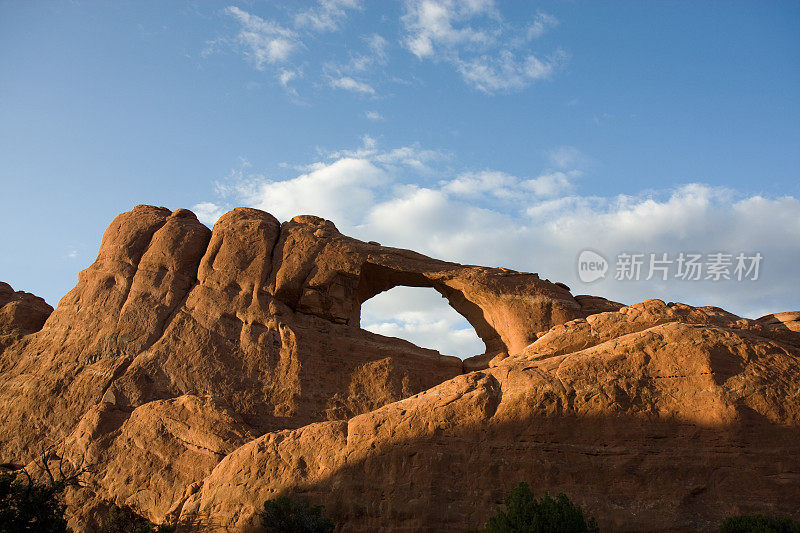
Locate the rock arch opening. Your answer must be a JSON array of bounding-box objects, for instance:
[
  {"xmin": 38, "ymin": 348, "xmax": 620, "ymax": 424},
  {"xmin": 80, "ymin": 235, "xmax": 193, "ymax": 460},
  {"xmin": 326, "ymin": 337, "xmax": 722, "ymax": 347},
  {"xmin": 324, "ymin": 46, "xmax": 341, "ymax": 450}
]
[
  {"xmin": 353, "ymin": 262, "xmax": 506, "ymax": 357},
  {"xmin": 360, "ymin": 286, "xmax": 484, "ymax": 358}
]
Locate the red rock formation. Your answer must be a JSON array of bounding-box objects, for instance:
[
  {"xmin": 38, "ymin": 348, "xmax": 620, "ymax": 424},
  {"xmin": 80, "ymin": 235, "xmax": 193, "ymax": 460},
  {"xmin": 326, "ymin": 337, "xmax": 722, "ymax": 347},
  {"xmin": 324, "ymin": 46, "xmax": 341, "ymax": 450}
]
[
  {"xmin": 757, "ymin": 311, "xmax": 800, "ymax": 333},
  {"xmin": 0, "ymin": 205, "xmax": 798, "ymax": 532},
  {"xmin": 176, "ymin": 300, "xmax": 800, "ymax": 532},
  {"xmin": 269, "ymin": 214, "xmax": 586, "ymax": 355},
  {"xmin": 0, "ymin": 281, "xmax": 52, "ymax": 351}
]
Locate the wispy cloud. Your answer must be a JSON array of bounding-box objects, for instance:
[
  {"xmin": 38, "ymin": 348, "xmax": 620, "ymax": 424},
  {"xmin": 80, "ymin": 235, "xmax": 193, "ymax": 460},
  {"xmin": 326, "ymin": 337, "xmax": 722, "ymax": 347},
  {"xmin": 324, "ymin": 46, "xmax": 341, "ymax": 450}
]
[
  {"xmin": 366, "ymin": 33, "xmax": 388, "ymax": 62},
  {"xmin": 401, "ymin": 0, "xmax": 565, "ymax": 93},
  {"xmin": 209, "ymin": 2, "xmax": 564, "ymax": 98},
  {"xmin": 329, "ymin": 75, "xmax": 375, "ymax": 94},
  {"xmin": 402, "ymin": 0, "xmax": 499, "ymax": 59},
  {"xmin": 526, "ymin": 11, "xmax": 558, "ymax": 40},
  {"xmin": 547, "ymin": 145, "xmax": 592, "ymax": 170},
  {"xmin": 278, "ymin": 68, "xmax": 299, "ymax": 86},
  {"xmin": 223, "ymin": 6, "xmax": 298, "ymax": 68},
  {"xmin": 294, "ymin": 0, "xmax": 362, "ymax": 33},
  {"xmin": 213, "ymin": 3, "xmax": 362, "ymax": 95},
  {"xmin": 456, "ymin": 49, "xmax": 567, "ymax": 94},
  {"xmin": 341, "ymin": 33, "xmax": 389, "ymax": 72},
  {"xmin": 321, "ymin": 32, "xmax": 390, "ymax": 95},
  {"xmin": 365, "ymin": 110, "xmax": 384, "ymax": 121}
]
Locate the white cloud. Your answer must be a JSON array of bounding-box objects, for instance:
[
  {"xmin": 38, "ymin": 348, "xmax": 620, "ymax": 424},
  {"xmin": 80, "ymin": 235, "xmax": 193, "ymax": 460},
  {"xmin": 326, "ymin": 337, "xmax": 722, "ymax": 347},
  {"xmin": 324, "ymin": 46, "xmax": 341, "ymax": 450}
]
[
  {"xmin": 237, "ymin": 157, "xmax": 387, "ymax": 226},
  {"xmin": 278, "ymin": 68, "xmax": 300, "ymax": 87},
  {"xmin": 365, "ymin": 110, "xmax": 384, "ymax": 121},
  {"xmin": 456, "ymin": 49, "xmax": 565, "ymax": 93},
  {"xmin": 224, "ymin": 6, "xmax": 298, "ymax": 68},
  {"xmin": 402, "ymin": 0, "xmax": 498, "ymax": 59},
  {"xmin": 522, "ymin": 170, "xmax": 579, "ymax": 198},
  {"xmin": 320, "ymin": 136, "xmax": 448, "ymax": 173},
  {"xmin": 329, "ymin": 76, "xmax": 376, "ymax": 95},
  {"xmin": 323, "ymin": 134, "xmax": 379, "ymax": 159},
  {"xmin": 322, "ymin": 33, "xmax": 389, "ymax": 95},
  {"xmin": 547, "ymin": 145, "xmax": 590, "ymax": 169},
  {"xmin": 210, "ymin": 3, "xmax": 561, "ymax": 97},
  {"xmin": 199, "ymin": 137, "xmax": 800, "ymax": 326},
  {"xmin": 442, "ymin": 170, "xmax": 518, "ymax": 198},
  {"xmin": 361, "ymin": 286, "xmax": 485, "ymax": 356},
  {"xmin": 526, "ymin": 11, "xmax": 558, "ymax": 40},
  {"xmin": 366, "ymin": 33, "xmax": 389, "ymax": 63},
  {"xmin": 294, "ymin": 0, "xmax": 361, "ymax": 32},
  {"xmin": 193, "ymin": 202, "xmax": 227, "ymax": 227},
  {"xmin": 401, "ymin": 0, "xmax": 564, "ymax": 93},
  {"xmin": 372, "ymin": 144, "xmax": 448, "ymax": 172},
  {"xmin": 366, "ymin": 187, "xmax": 460, "ymax": 237},
  {"xmin": 214, "ymin": 3, "xmax": 364, "ymax": 95}
]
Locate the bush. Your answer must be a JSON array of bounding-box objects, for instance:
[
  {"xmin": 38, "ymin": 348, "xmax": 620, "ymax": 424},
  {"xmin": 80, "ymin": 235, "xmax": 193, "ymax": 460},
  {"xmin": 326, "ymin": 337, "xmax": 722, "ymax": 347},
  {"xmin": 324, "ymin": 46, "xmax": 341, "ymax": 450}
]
[
  {"xmin": 720, "ymin": 514, "xmax": 800, "ymax": 533},
  {"xmin": 100, "ymin": 502, "xmax": 175, "ymax": 533},
  {"xmin": 0, "ymin": 448, "xmax": 91, "ymax": 533},
  {"xmin": 0, "ymin": 468, "xmax": 70, "ymax": 533},
  {"xmin": 260, "ymin": 496, "xmax": 334, "ymax": 533},
  {"xmin": 481, "ymin": 482, "xmax": 599, "ymax": 533}
]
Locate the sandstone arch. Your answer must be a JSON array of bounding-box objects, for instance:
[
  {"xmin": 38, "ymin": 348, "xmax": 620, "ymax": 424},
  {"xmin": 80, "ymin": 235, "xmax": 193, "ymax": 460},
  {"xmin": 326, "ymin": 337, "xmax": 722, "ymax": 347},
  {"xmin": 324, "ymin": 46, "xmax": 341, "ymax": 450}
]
[
  {"xmin": 271, "ymin": 215, "xmax": 592, "ymax": 357},
  {"xmin": 353, "ymin": 262, "xmax": 505, "ymax": 355}
]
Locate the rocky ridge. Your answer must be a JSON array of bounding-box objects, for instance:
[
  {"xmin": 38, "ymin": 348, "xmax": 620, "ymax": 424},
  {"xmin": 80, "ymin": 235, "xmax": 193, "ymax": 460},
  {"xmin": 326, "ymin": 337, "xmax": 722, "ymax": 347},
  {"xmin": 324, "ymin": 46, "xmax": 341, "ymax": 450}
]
[{"xmin": 0, "ymin": 205, "xmax": 798, "ymax": 531}]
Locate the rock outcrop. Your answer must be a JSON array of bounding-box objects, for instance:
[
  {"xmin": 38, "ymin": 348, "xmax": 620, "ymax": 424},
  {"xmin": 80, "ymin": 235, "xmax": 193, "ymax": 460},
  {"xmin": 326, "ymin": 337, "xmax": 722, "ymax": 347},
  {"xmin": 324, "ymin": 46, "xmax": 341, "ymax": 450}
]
[
  {"xmin": 1, "ymin": 205, "xmax": 798, "ymax": 532},
  {"xmin": 0, "ymin": 281, "xmax": 52, "ymax": 351},
  {"xmin": 173, "ymin": 299, "xmax": 800, "ymax": 532},
  {"xmin": 757, "ymin": 311, "xmax": 800, "ymax": 333}
]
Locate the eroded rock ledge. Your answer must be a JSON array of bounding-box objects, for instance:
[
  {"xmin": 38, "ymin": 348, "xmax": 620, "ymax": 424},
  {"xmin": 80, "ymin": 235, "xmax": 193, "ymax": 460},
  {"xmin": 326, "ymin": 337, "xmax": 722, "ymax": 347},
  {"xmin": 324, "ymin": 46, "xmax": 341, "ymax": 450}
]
[
  {"xmin": 0, "ymin": 281, "xmax": 52, "ymax": 351},
  {"xmin": 0, "ymin": 205, "xmax": 797, "ymax": 532}
]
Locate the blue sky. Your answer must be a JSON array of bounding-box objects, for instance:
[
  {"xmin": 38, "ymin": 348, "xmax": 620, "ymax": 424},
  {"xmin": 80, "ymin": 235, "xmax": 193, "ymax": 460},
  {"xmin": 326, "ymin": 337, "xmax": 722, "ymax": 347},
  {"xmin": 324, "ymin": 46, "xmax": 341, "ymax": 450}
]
[{"xmin": 1, "ymin": 1, "xmax": 799, "ymax": 356}]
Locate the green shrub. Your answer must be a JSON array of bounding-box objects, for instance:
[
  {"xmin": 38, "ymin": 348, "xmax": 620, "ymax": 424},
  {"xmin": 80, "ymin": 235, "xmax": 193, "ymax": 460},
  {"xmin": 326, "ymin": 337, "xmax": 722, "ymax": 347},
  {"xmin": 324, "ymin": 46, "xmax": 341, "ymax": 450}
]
[
  {"xmin": 0, "ymin": 449, "xmax": 91, "ymax": 533},
  {"xmin": 720, "ymin": 514, "xmax": 800, "ymax": 533},
  {"xmin": 260, "ymin": 496, "xmax": 334, "ymax": 533},
  {"xmin": 481, "ymin": 482, "xmax": 599, "ymax": 533},
  {"xmin": 100, "ymin": 502, "xmax": 175, "ymax": 533},
  {"xmin": 0, "ymin": 469, "xmax": 70, "ymax": 533}
]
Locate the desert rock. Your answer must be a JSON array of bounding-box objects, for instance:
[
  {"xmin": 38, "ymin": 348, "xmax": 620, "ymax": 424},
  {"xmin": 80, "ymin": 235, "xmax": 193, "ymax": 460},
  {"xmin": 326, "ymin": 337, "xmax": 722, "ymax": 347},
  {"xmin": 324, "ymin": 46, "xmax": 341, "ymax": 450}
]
[
  {"xmin": 0, "ymin": 281, "xmax": 52, "ymax": 351},
  {"xmin": 178, "ymin": 300, "xmax": 800, "ymax": 531},
  {"xmin": 1, "ymin": 205, "xmax": 798, "ymax": 532}
]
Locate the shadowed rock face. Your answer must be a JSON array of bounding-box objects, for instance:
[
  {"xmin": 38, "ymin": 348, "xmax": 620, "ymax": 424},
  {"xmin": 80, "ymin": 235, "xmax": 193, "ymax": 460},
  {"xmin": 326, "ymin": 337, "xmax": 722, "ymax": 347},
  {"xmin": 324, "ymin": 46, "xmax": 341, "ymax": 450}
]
[
  {"xmin": 1, "ymin": 205, "xmax": 798, "ymax": 532},
  {"xmin": 0, "ymin": 205, "xmax": 592, "ymax": 525},
  {"xmin": 175, "ymin": 301, "xmax": 800, "ymax": 532}
]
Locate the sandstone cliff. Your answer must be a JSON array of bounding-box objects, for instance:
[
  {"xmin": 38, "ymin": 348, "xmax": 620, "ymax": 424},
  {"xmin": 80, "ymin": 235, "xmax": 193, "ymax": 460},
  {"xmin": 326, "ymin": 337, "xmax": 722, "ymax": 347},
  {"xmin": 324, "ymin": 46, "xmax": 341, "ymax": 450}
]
[
  {"xmin": 173, "ymin": 299, "xmax": 800, "ymax": 531},
  {"xmin": 0, "ymin": 205, "xmax": 798, "ymax": 532}
]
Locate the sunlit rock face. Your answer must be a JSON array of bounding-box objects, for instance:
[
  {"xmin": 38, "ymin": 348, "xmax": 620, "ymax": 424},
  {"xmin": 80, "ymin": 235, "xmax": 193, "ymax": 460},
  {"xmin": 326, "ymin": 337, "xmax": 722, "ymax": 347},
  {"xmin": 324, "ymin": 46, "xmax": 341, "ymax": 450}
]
[
  {"xmin": 1, "ymin": 205, "xmax": 798, "ymax": 532},
  {"xmin": 0, "ymin": 281, "xmax": 52, "ymax": 351}
]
